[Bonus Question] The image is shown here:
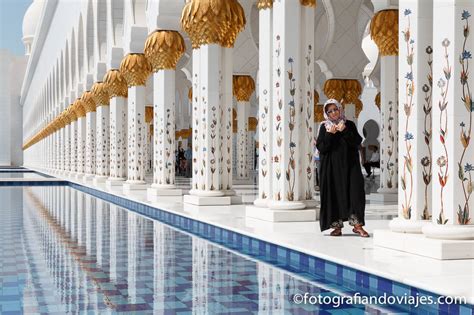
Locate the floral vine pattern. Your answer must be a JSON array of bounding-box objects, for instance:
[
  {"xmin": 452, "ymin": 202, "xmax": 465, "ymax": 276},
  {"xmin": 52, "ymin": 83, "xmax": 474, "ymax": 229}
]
[
  {"xmin": 304, "ymin": 45, "xmax": 313, "ymax": 200},
  {"xmin": 192, "ymin": 73, "xmax": 199, "ymax": 190},
  {"xmin": 436, "ymin": 37, "xmax": 452, "ymax": 225},
  {"xmin": 458, "ymin": 10, "xmax": 473, "ymax": 225},
  {"xmin": 260, "ymin": 90, "xmax": 269, "ymax": 200},
  {"xmin": 274, "ymin": 34, "xmax": 282, "ymax": 201},
  {"xmin": 286, "ymin": 58, "xmax": 297, "ymax": 201},
  {"xmin": 421, "ymin": 45, "xmax": 433, "ymax": 220},
  {"xmin": 401, "ymin": 9, "xmax": 415, "ymax": 219},
  {"xmin": 385, "ymin": 102, "xmax": 395, "ymax": 189}
]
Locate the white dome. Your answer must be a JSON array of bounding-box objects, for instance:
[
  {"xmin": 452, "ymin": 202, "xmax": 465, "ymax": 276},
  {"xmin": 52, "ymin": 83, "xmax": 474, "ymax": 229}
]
[{"xmin": 22, "ymin": 0, "xmax": 43, "ymax": 40}]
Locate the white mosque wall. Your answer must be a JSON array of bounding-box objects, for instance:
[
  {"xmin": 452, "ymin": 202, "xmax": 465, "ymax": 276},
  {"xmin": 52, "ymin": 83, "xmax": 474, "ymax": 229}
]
[
  {"xmin": 0, "ymin": 50, "xmax": 26, "ymax": 166},
  {"xmin": 357, "ymin": 83, "xmax": 381, "ymax": 150}
]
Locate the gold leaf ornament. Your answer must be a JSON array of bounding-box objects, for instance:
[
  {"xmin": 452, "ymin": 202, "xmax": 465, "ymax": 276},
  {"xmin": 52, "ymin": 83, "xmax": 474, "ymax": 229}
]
[
  {"xmin": 233, "ymin": 75, "xmax": 256, "ymax": 102},
  {"xmin": 91, "ymin": 82, "xmax": 110, "ymax": 106},
  {"xmin": 370, "ymin": 10, "xmax": 399, "ymax": 56},
  {"xmin": 81, "ymin": 91, "xmax": 97, "ymax": 113},
  {"xmin": 144, "ymin": 30, "xmax": 186, "ymax": 71},
  {"xmin": 103, "ymin": 69, "xmax": 128, "ymax": 98},
  {"xmin": 119, "ymin": 53, "xmax": 152, "ymax": 87}
]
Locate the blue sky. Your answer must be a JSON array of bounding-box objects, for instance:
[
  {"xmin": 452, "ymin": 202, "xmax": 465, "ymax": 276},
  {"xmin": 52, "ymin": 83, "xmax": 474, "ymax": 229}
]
[{"xmin": 0, "ymin": 0, "xmax": 33, "ymax": 55}]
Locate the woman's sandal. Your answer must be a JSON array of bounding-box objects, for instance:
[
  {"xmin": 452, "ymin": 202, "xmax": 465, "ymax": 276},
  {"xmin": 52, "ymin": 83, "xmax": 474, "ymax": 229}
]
[
  {"xmin": 352, "ymin": 226, "xmax": 370, "ymax": 237},
  {"xmin": 330, "ymin": 228, "xmax": 342, "ymax": 236}
]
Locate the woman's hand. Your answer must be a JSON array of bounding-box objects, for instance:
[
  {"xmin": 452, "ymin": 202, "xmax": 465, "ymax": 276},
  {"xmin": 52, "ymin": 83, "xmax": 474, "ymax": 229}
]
[
  {"xmin": 336, "ymin": 121, "xmax": 346, "ymax": 132},
  {"xmin": 327, "ymin": 125, "xmax": 338, "ymax": 134}
]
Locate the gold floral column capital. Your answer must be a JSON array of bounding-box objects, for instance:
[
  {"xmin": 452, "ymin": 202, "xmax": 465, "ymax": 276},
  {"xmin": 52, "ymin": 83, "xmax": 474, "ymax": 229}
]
[
  {"xmin": 81, "ymin": 91, "xmax": 97, "ymax": 113},
  {"xmin": 323, "ymin": 79, "xmax": 345, "ymax": 102},
  {"xmin": 300, "ymin": 0, "xmax": 316, "ymax": 7},
  {"xmin": 73, "ymin": 99, "xmax": 87, "ymax": 118},
  {"xmin": 257, "ymin": 0, "xmax": 273, "ymax": 10},
  {"xmin": 103, "ymin": 69, "xmax": 128, "ymax": 98},
  {"xmin": 119, "ymin": 53, "xmax": 152, "ymax": 87},
  {"xmin": 144, "ymin": 30, "xmax": 186, "ymax": 71},
  {"xmin": 181, "ymin": 0, "xmax": 246, "ymax": 49},
  {"xmin": 66, "ymin": 104, "xmax": 78, "ymax": 122},
  {"xmin": 343, "ymin": 79, "xmax": 362, "ymax": 104},
  {"xmin": 370, "ymin": 9, "xmax": 399, "ymax": 56},
  {"xmin": 233, "ymin": 75, "xmax": 256, "ymax": 102},
  {"xmin": 248, "ymin": 117, "xmax": 258, "ymax": 131},
  {"xmin": 375, "ymin": 92, "xmax": 381, "ymax": 110},
  {"xmin": 145, "ymin": 106, "xmax": 154, "ymax": 124},
  {"xmin": 188, "ymin": 87, "xmax": 193, "ymax": 101},
  {"xmin": 91, "ymin": 82, "xmax": 110, "ymax": 106}
]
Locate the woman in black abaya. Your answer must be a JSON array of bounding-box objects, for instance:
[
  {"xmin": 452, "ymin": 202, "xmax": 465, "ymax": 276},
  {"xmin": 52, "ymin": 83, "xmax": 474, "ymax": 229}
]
[{"xmin": 316, "ymin": 99, "xmax": 369, "ymax": 237}]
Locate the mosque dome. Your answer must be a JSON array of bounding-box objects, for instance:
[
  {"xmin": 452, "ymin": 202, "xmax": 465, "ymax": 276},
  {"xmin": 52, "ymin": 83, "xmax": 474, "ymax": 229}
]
[{"xmin": 22, "ymin": 0, "xmax": 44, "ymax": 56}]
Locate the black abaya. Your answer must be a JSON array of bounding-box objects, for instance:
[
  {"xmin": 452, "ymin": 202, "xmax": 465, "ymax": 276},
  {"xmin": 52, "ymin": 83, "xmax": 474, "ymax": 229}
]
[{"xmin": 316, "ymin": 120, "xmax": 366, "ymax": 231}]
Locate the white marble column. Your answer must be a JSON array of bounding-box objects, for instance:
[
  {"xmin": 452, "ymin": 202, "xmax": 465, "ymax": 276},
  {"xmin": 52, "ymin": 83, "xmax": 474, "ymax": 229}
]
[
  {"xmin": 91, "ymin": 82, "xmax": 111, "ymax": 185},
  {"xmin": 370, "ymin": 9, "xmax": 399, "ymax": 202},
  {"xmin": 181, "ymin": 0, "xmax": 245, "ymax": 206},
  {"xmin": 120, "ymin": 53, "xmax": 152, "ymax": 192},
  {"xmin": 254, "ymin": 1, "xmax": 273, "ymax": 207},
  {"xmin": 390, "ymin": 1, "xmax": 433, "ymax": 233},
  {"xmin": 233, "ymin": 75, "xmax": 255, "ymax": 182},
  {"xmin": 104, "ymin": 69, "xmax": 128, "ymax": 186},
  {"xmin": 422, "ymin": 1, "xmax": 474, "ymax": 240},
  {"xmin": 75, "ymin": 101, "xmax": 87, "ymax": 180},
  {"xmin": 148, "ymin": 68, "xmax": 182, "ymax": 198},
  {"xmin": 82, "ymin": 91, "xmax": 97, "ymax": 182}
]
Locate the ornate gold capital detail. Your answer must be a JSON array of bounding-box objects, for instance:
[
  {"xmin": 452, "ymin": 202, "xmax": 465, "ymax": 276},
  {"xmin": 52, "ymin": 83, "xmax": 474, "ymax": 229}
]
[
  {"xmin": 257, "ymin": 0, "xmax": 273, "ymax": 10},
  {"xmin": 375, "ymin": 92, "xmax": 381, "ymax": 110},
  {"xmin": 300, "ymin": 0, "xmax": 316, "ymax": 7},
  {"xmin": 144, "ymin": 30, "xmax": 186, "ymax": 71},
  {"xmin": 66, "ymin": 104, "xmax": 78, "ymax": 122},
  {"xmin": 323, "ymin": 79, "xmax": 345, "ymax": 101},
  {"xmin": 370, "ymin": 9, "xmax": 399, "ymax": 56},
  {"xmin": 343, "ymin": 79, "xmax": 362, "ymax": 104},
  {"xmin": 103, "ymin": 69, "xmax": 128, "ymax": 98},
  {"xmin": 248, "ymin": 117, "xmax": 258, "ymax": 131},
  {"xmin": 181, "ymin": 0, "xmax": 246, "ymax": 49},
  {"xmin": 314, "ymin": 105, "xmax": 324, "ymax": 123},
  {"xmin": 232, "ymin": 108, "xmax": 237, "ymax": 120},
  {"xmin": 233, "ymin": 75, "xmax": 256, "ymax": 102},
  {"xmin": 355, "ymin": 99, "xmax": 363, "ymax": 118},
  {"xmin": 81, "ymin": 91, "xmax": 97, "ymax": 113},
  {"xmin": 314, "ymin": 89, "xmax": 319, "ymax": 105},
  {"xmin": 91, "ymin": 82, "xmax": 110, "ymax": 106},
  {"xmin": 73, "ymin": 99, "xmax": 87, "ymax": 118},
  {"xmin": 119, "ymin": 53, "xmax": 152, "ymax": 87},
  {"xmin": 145, "ymin": 106, "xmax": 154, "ymax": 123},
  {"xmin": 188, "ymin": 87, "xmax": 193, "ymax": 101}
]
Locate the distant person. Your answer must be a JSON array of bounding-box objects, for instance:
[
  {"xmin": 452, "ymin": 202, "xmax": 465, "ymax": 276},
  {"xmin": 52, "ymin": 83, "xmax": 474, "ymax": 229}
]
[
  {"xmin": 316, "ymin": 99, "xmax": 369, "ymax": 237},
  {"xmin": 184, "ymin": 143, "xmax": 192, "ymax": 178},
  {"xmin": 363, "ymin": 146, "xmax": 380, "ymax": 178}
]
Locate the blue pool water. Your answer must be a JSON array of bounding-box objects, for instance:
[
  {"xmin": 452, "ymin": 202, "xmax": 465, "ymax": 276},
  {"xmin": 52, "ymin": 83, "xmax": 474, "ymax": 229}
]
[{"xmin": 0, "ymin": 185, "xmax": 472, "ymax": 314}]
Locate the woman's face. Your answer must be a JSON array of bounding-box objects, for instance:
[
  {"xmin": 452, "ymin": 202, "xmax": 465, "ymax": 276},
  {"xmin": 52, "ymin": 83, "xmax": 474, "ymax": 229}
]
[{"xmin": 326, "ymin": 104, "xmax": 340, "ymax": 121}]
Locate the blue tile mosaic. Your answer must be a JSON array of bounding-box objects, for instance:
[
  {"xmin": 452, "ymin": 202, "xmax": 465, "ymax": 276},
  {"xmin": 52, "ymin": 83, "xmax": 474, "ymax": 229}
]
[{"xmin": 0, "ymin": 182, "xmax": 472, "ymax": 314}]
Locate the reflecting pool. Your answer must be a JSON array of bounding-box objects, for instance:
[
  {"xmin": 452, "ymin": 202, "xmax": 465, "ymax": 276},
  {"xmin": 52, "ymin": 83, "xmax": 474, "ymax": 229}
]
[{"xmin": 0, "ymin": 186, "xmax": 469, "ymax": 314}]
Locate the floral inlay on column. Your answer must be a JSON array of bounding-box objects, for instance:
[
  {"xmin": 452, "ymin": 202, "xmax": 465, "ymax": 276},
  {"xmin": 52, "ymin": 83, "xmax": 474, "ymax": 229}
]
[
  {"xmin": 303, "ymin": 45, "xmax": 314, "ymax": 200},
  {"xmin": 274, "ymin": 34, "xmax": 282, "ymax": 201},
  {"xmin": 458, "ymin": 10, "xmax": 473, "ymax": 225},
  {"xmin": 401, "ymin": 8, "xmax": 415, "ymax": 219},
  {"xmin": 421, "ymin": 45, "xmax": 433, "ymax": 220},
  {"xmin": 385, "ymin": 101, "xmax": 395, "ymax": 189},
  {"xmin": 286, "ymin": 58, "xmax": 297, "ymax": 201},
  {"xmin": 436, "ymin": 38, "xmax": 452, "ymax": 224}
]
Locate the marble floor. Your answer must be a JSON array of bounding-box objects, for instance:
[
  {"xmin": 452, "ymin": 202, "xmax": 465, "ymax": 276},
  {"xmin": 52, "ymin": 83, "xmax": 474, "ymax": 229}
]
[{"xmin": 28, "ymin": 168, "xmax": 474, "ymax": 305}]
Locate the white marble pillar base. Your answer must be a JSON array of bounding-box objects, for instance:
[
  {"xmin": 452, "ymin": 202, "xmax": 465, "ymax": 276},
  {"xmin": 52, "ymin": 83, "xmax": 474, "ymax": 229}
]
[
  {"xmin": 389, "ymin": 217, "xmax": 430, "ymax": 234},
  {"xmin": 105, "ymin": 178, "xmax": 126, "ymax": 188},
  {"xmin": 93, "ymin": 176, "xmax": 108, "ymax": 186},
  {"xmin": 374, "ymin": 229, "xmax": 474, "ymax": 260},
  {"xmin": 246, "ymin": 206, "xmax": 317, "ymax": 222},
  {"xmin": 147, "ymin": 187, "xmax": 182, "ymax": 196},
  {"xmin": 183, "ymin": 195, "xmax": 231, "ymax": 206},
  {"xmin": 367, "ymin": 192, "xmax": 398, "ymax": 203},
  {"xmin": 123, "ymin": 182, "xmax": 148, "ymax": 194},
  {"xmin": 75, "ymin": 173, "xmax": 85, "ymax": 180},
  {"xmin": 83, "ymin": 174, "xmax": 95, "ymax": 182},
  {"xmin": 422, "ymin": 225, "xmax": 474, "ymax": 241}
]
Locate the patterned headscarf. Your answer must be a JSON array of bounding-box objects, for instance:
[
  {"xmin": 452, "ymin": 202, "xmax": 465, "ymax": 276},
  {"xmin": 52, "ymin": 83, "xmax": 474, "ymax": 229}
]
[{"xmin": 322, "ymin": 99, "xmax": 346, "ymax": 128}]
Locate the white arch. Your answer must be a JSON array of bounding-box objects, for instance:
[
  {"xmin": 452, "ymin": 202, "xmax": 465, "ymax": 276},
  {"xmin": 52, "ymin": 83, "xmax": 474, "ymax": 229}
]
[
  {"xmin": 109, "ymin": 0, "xmax": 124, "ymax": 46},
  {"xmin": 70, "ymin": 29, "xmax": 77, "ymax": 89},
  {"xmin": 95, "ymin": 0, "xmax": 107, "ymax": 61},
  {"xmin": 65, "ymin": 41, "xmax": 70, "ymax": 96},
  {"xmin": 77, "ymin": 15, "xmax": 85, "ymax": 82},
  {"xmin": 85, "ymin": 0, "xmax": 95, "ymax": 73}
]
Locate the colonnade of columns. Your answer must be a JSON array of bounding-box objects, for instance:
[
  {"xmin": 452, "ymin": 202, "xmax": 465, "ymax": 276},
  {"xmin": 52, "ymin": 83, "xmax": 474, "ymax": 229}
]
[{"xmin": 21, "ymin": 0, "xmax": 473, "ymax": 241}]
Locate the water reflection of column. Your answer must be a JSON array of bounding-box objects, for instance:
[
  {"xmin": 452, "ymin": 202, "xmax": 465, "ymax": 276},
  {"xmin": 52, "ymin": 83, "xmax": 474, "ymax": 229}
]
[
  {"xmin": 109, "ymin": 205, "xmax": 118, "ymax": 283},
  {"xmin": 127, "ymin": 212, "xmax": 139, "ymax": 303},
  {"xmin": 70, "ymin": 188, "xmax": 77, "ymax": 239},
  {"xmin": 95, "ymin": 199, "xmax": 108, "ymax": 267},
  {"xmin": 77, "ymin": 191, "xmax": 85, "ymax": 246},
  {"xmin": 257, "ymin": 263, "xmax": 285, "ymax": 314},
  {"xmin": 85, "ymin": 194, "xmax": 96, "ymax": 256},
  {"xmin": 153, "ymin": 222, "xmax": 176, "ymax": 311},
  {"xmin": 192, "ymin": 237, "xmax": 208, "ymax": 314}
]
